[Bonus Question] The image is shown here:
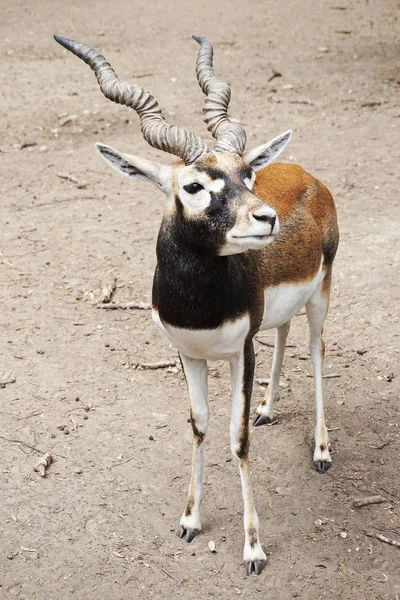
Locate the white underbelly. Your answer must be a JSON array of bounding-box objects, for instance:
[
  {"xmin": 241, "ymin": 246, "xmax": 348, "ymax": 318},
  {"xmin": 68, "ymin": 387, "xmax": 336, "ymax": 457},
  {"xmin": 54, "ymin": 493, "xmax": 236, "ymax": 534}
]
[
  {"xmin": 152, "ymin": 310, "xmax": 250, "ymax": 361},
  {"xmin": 260, "ymin": 266, "xmax": 324, "ymax": 330}
]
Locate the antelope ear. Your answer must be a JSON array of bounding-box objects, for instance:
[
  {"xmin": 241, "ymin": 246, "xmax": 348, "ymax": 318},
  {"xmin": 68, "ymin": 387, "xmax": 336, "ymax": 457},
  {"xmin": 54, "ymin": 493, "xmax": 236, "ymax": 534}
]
[
  {"xmin": 243, "ymin": 130, "xmax": 292, "ymax": 172},
  {"xmin": 95, "ymin": 143, "xmax": 170, "ymax": 191}
]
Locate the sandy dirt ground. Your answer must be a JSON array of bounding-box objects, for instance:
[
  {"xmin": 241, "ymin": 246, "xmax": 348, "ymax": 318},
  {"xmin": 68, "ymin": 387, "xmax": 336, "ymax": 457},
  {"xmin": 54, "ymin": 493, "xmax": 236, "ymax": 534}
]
[{"xmin": 1, "ymin": 0, "xmax": 399, "ymax": 598}]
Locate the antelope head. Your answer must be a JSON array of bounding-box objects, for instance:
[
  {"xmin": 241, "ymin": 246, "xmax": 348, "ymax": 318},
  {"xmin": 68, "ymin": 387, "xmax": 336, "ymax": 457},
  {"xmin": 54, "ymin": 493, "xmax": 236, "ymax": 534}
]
[{"xmin": 54, "ymin": 34, "xmax": 292, "ymax": 256}]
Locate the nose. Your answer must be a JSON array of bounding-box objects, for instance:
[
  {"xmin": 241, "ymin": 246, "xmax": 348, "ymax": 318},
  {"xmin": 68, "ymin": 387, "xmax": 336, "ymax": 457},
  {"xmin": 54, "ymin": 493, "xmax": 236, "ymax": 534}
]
[{"xmin": 251, "ymin": 206, "xmax": 278, "ymax": 233}]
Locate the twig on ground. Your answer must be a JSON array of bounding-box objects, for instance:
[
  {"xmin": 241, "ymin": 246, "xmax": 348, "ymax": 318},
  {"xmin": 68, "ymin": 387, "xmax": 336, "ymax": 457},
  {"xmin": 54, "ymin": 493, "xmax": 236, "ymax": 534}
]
[
  {"xmin": 69, "ymin": 415, "xmax": 78, "ymax": 431},
  {"xmin": 369, "ymin": 440, "xmax": 392, "ymax": 450},
  {"xmin": 56, "ymin": 172, "xmax": 88, "ymax": 189},
  {"xmin": 368, "ymin": 525, "xmax": 400, "ymax": 538},
  {"xmin": 146, "ymin": 562, "xmax": 180, "ymax": 583},
  {"xmin": 213, "ymin": 563, "xmax": 226, "ymax": 575},
  {"xmin": 19, "ymin": 410, "xmax": 43, "ymax": 420},
  {"xmin": 0, "ymin": 435, "xmax": 43, "ymax": 454},
  {"xmin": 101, "ymin": 277, "xmax": 117, "ymax": 303},
  {"xmin": 33, "ymin": 452, "xmax": 53, "ymax": 477},
  {"xmin": 268, "ymin": 66, "xmax": 282, "ymax": 82},
  {"xmin": 97, "ymin": 301, "xmax": 151, "ymax": 310},
  {"xmin": 255, "ymin": 338, "xmax": 296, "ymax": 348},
  {"xmin": 134, "ymin": 360, "xmax": 178, "ymax": 370},
  {"xmin": 20, "ymin": 142, "xmax": 38, "ymax": 150},
  {"xmin": 161, "ymin": 566, "xmax": 180, "ymax": 582},
  {"xmin": 21, "ymin": 196, "xmax": 97, "ymax": 210},
  {"xmin": 109, "ymin": 456, "xmax": 143, "ymax": 469},
  {"xmin": 66, "ymin": 405, "xmax": 93, "ymax": 415},
  {"xmin": 365, "ymin": 530, "xmax": 400, "ymax": 549},
  {"xmin": 353, "ymin": 495, "xmax": 386, "ymax": 508},
  {"xmin": 306, "ymin": 373, "xmax": 341, "ymax": 379},
  {"xmin": 0, "ymin": 252, "xmax": 14, "ymax": 268}
]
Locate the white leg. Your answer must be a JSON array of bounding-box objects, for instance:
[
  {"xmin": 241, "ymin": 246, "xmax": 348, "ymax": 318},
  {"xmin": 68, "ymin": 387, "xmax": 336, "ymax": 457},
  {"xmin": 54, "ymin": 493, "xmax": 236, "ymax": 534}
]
[
  {"xmin": 178, "ymin": 353, "xmax": 208, "ymax": 541},
  {"xmin": 230, "ymin": 343, "xmax": 267, "ymax": 575},
  {"xmin": 306, "ymin": 272, "xmax": 332, "ymax": 472},
  {"xmin": 254, "ymin": 321, "xmax": 290, "ymax": 426}
]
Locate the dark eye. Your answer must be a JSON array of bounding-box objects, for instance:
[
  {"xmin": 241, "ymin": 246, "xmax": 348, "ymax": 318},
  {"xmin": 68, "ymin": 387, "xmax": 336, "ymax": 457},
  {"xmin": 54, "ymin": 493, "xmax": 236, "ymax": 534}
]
[{"xmin": 183, "ymin": 182, "xmax": 204, "ymax": 194}]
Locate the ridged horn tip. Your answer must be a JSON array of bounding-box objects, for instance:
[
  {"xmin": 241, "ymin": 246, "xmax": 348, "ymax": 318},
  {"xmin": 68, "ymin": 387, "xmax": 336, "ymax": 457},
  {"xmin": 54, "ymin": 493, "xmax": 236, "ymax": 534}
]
[
  {"xmin": 192, "ymin": 35, "xmax": 210, "ymax": 46},
  {"xmin": 53, "ymin": 34, "xmax": 81, "ymax": 56}
]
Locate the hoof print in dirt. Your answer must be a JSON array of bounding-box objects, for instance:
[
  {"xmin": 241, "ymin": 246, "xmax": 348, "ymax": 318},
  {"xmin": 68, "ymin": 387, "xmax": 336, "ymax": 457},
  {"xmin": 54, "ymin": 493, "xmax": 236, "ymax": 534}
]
[
  {"xmin": 178, "ymin": 526, "xmax": 200, "ymax": 543},
  {"xmin": 245, "ymin": 558, "xmax": 267, "ymax": 576}
]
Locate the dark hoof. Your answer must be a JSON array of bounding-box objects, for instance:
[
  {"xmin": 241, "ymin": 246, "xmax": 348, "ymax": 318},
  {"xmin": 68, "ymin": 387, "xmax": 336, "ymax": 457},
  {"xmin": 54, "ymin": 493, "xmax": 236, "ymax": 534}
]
[
  {"xmin": 253, "ymin": 414, "xmax": 273, "ymax": 427},
  {"xmin": 312, "ymin": 461, "xmax": 332, "ymax": 474},
  {"xmin": 245, "ymin": 558, "xmax": 267, "ymax": 575},
  {"xmin": 178, "ymin": 526, "xmax": 200, "ymax": 543}
]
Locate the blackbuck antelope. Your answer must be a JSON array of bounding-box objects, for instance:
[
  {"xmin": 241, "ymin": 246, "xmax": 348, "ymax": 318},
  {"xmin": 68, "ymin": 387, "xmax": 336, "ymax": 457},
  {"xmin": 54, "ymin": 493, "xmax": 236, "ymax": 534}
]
[{"xmin": 54, "ymin": 33, "xmax": 339, "ymax": 575}]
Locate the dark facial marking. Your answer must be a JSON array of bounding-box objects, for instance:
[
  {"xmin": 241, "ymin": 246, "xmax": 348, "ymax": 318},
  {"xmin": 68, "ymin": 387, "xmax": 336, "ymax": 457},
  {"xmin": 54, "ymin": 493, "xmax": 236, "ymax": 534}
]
[
  {"xmin": 248, "ymin": 526, "xmax": 258, "ymax": 548},
  {"xmin": 238, "ymin": 166, "xmax": 254, "ymax": 181},
  {"xmin": 320, "ymin": 444, "xmax": 326, "ymax": 452},
  {"xmin": 185, "ymin": 498, "xmax": 194, "ymax": 517},
  {"xmin": 193, "ymin": 165, "xmax": 228, "ymax": 181},
  {"xmin": 190, "ymin": 409, "xmax": 205, "ymax": 443}
]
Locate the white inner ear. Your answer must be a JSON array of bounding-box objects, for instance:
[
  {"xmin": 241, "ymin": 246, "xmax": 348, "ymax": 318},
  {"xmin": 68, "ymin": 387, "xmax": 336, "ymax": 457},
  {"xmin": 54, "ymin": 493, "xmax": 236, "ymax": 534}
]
[
  {"xmin": 244, "ymin": 172, "xmax": 256, "ymax": 190},
  {"xmin": 95, "ymin": 143, "xmax": 169, "ymax": 191},
  {"xmin": 243, "ymin": 130, "xmax": 293, "ymax": 172}
]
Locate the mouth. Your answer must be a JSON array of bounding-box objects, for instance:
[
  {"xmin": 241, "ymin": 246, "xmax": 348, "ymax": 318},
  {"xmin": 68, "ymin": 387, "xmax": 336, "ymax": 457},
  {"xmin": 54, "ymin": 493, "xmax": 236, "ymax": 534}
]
[
  {"xmin": 219, "ymin": 232, "xmax": 276, "ymax": 256},
  {"xmin": 231, "ymin": 233, "xmax": 277, "ymax": 247},
  {"xmin": 232, "ymin": 234, "xmax": 274, "ymax": 240}
]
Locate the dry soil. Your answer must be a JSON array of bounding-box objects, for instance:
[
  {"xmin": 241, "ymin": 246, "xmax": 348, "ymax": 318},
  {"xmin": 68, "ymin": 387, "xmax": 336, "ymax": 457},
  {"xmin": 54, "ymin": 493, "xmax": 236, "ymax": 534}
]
[{"xmin": 1, "ymin": 1, "xmax": 399, "ymax": 599}]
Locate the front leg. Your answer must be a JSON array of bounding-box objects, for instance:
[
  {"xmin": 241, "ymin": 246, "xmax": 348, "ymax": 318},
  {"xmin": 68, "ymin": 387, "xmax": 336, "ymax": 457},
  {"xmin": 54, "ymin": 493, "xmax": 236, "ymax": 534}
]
[
  {"xmin": 178, "ymin": 353, "xmax": 208, "ymax": 542},
  {"xmin": 230, "ymin": 342, "xmax": 267, "ymax": 575}
]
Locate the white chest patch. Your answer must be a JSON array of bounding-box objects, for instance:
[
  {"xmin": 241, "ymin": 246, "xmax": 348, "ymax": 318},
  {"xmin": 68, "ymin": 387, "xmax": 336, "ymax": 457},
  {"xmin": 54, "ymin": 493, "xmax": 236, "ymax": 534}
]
[
  {"xmin": 260, "ymin": 265, "xmax": 324, "ymax": 330},
  {"xmin": 152, "ymin": 311, "xmax": 250, "ymax": 361}
]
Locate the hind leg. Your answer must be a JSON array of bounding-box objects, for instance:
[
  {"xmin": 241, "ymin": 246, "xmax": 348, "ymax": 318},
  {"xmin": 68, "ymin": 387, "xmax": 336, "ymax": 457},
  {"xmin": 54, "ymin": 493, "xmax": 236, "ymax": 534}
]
[
  {"xmin": 306, "ymin": 269, "xmax": 332, "ymax": 472},
  {"xmin": 253, "ymin": 321, "xmax": 290, "ymax": 426}
]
